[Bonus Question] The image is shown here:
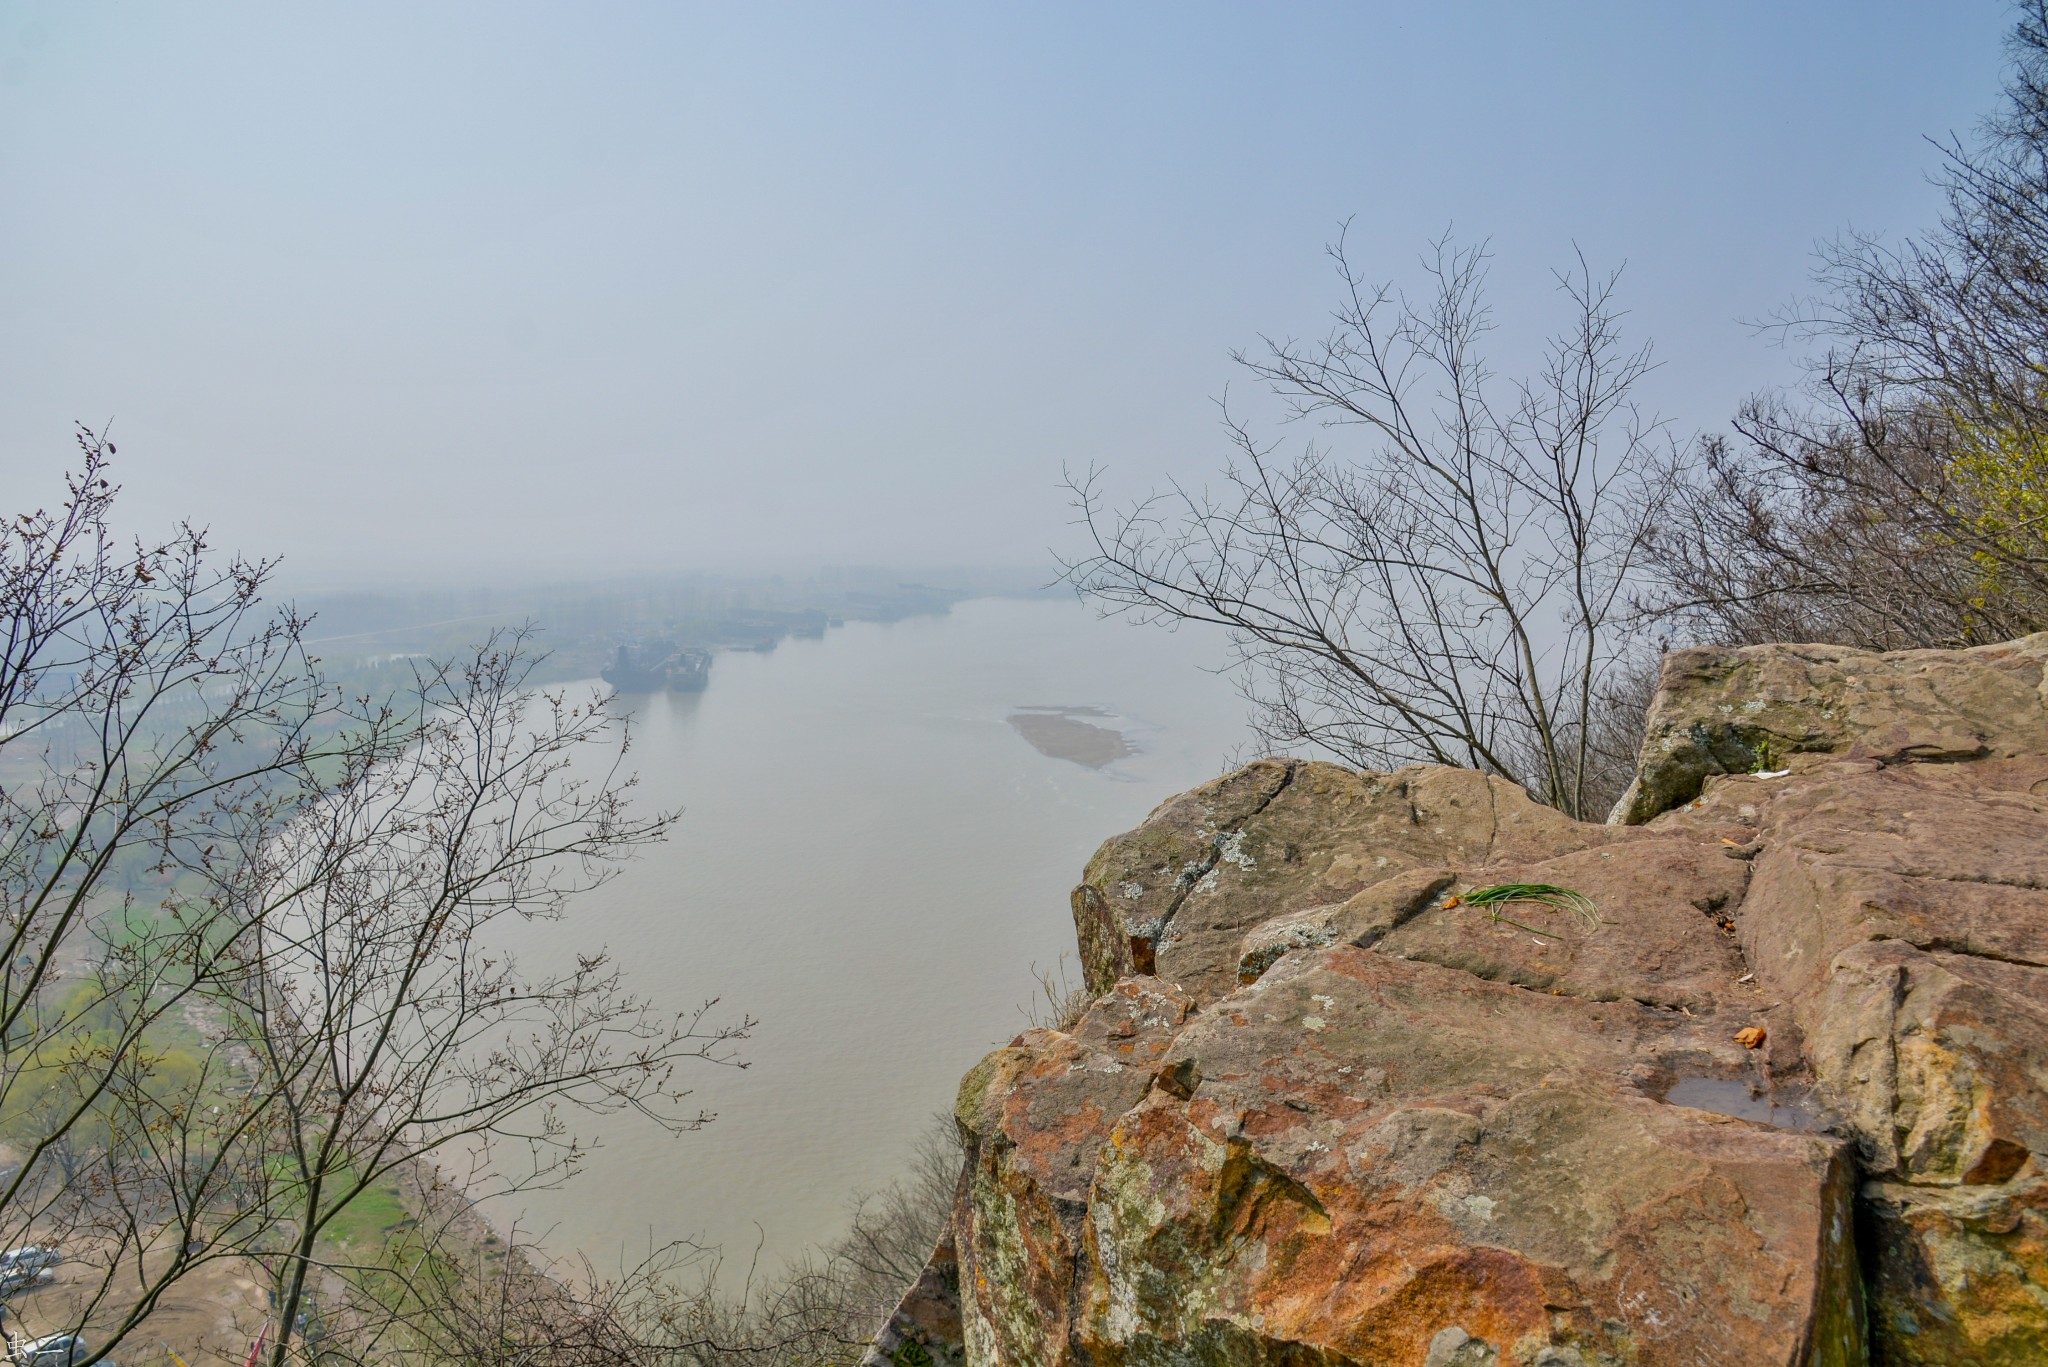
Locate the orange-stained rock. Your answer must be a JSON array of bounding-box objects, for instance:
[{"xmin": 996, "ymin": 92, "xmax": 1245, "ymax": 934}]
[
  {"xmin": 949, "ymin": 977, "xmax": 1196, "ymax": 1367},
  {"xmin": 1073, "ymin": 950, "xmax": 1861, "ymax": 1367},
  {"xmin": 1861, "ymin": 1175, "xmax": 2048, "ymax": 1367}
]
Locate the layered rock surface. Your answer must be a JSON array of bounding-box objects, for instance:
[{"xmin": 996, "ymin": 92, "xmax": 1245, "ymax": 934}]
[{"xmin": 870, "ymin": 633, "xmax": 2048, "ymax": 1367}]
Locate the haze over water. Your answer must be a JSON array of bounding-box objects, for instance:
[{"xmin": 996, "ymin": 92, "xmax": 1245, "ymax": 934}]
[{"xmin": 484, "ymin": 595, "xmax": 1248, "ymax": 1267}]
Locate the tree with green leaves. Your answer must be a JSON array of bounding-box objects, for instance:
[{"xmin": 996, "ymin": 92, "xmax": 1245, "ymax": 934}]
[{"xmin": 1648, "ymin": 2, "xmax": 2048, "ymax": 649}]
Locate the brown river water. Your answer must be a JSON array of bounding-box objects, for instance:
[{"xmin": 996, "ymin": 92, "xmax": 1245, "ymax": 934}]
[{"xmin": 481, "ymin": 595, "xmax": 1249, "ymax": 1271}]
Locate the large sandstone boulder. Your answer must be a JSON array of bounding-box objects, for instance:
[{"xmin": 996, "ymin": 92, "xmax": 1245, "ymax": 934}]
[
  {"xmin": 878, "ymin": 635, "xmax": 2048, "ymax": 1366},
  {"xmin": 1072, "ymin": 760, "xmax": 1622, "ymax": 1005},
  {"xmin": 1643, "ymin": 750, "xmax": 2048, "ymax": 1363},
  {"xmin": 1072, "ymin": 950, "xmax": 1858, "ymax": 1367},
  {"xmin": 1611, "ymin": 632, "xmax": 2048, "ymax": 825}
]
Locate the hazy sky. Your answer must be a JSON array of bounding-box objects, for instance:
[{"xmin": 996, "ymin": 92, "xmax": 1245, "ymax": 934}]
[{"xmin": 0, "ymin": 4, "xmax": 2013, "ymax": 588}]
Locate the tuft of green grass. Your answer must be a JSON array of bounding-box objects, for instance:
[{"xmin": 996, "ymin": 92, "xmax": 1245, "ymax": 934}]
[{"xmin": 1444, "ymin": 883, "xmax": 1601, "ymax": 940}]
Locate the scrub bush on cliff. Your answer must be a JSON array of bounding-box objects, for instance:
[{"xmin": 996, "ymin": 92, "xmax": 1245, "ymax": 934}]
[
  {"xmin": 1064, "ymin": 230, "xmax": 1673, "ymax": 821},
  {"xmin": 316, "ymin": 1115, "xmax": 962, "ymax": 1366}
]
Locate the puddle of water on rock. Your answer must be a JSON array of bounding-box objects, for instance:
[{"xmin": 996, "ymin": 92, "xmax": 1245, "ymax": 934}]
[{"xmin": 1662, "ymin": 1076, "xmax": 1825, "ymax": 1132}]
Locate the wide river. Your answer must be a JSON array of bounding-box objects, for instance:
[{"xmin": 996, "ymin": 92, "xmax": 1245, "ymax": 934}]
[{"xmin": 485, "ymin": 595, "xmax": 1250, "ymax": 1270}]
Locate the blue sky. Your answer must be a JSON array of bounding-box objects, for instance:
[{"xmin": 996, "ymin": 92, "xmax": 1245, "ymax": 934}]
[{"xmin": 0, "ymin": 3, "xmax": 2013, "ymax": 585}]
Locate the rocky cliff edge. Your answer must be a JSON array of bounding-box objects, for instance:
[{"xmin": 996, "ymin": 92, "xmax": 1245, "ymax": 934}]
[{"xmin": 867, "ymin": 633, "xmax": 2048, "ymax": 1367}]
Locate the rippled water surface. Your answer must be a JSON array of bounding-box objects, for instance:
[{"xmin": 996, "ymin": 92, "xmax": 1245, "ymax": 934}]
[{"xmin": 486, "ymin": 596, "xmax": 1249, "ymax": 1267}]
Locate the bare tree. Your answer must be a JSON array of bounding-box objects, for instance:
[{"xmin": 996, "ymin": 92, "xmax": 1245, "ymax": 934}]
[
  {"xmin": 0, "ymin": 431, "xmax": 747, "ymax": 1366},
  {"xmin": 210, "ymin": 628, "xmax": 748, "ymax": 1367},
  {"xmin": 1064, "ymin": 231, "xmax": 1671, "ymax": 820},
  {"xmin": 0, "ymin": 425, "xmax": 349, "ymax": 1354}
]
